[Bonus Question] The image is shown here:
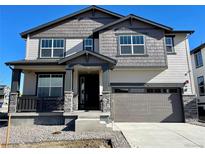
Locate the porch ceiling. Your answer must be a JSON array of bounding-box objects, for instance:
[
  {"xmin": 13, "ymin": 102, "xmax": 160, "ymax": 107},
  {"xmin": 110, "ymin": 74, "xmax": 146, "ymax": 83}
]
[{"xmin": 74, "ymin": 65, "xmax": 101, "ymax": 73}]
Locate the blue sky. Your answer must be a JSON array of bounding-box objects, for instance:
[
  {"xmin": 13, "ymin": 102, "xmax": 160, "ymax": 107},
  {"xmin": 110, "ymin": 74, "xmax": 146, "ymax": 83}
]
[{"xmin": 0, "ymin": 5, "xmax": 205, "ymax": 88}]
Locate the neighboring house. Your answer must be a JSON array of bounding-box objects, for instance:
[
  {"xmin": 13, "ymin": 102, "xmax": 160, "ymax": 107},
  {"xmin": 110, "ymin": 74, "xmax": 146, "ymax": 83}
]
[
  {"xmin": 0, "ymin": 85, "xmax": 10, "ymax": 113},
  {"xmin": 5, "ymin": 6, "xmax": 196, "ymax": 126},
  {"xmin": 191, "ymin": 43, "xmax": 205, "ymax": 122}
]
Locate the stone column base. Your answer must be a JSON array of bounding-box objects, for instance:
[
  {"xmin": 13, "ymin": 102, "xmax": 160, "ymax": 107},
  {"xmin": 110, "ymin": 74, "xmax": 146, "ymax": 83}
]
[
  {"xmin": 73, "ymin": 94, "xmax": 78, "ymax": 111},
  {"xmin": 101, "ymin": 91, "xmax": 111, "ymax": 112},
  {"xmin": 9, "ymin": 92, "xmax": 18, "ymax": 113},
  {"xmin": 182, "ymin": 95, "xmax": 198, "ymax": 122},
  {"xmin": 64, "ymin": 91, "xmax": 73, "ymax": 112}
]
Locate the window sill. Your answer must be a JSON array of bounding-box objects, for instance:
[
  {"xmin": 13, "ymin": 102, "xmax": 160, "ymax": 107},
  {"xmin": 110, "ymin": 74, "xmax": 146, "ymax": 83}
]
[
  {"xmin": 38, "ymin": 57, "xmax": 63, "ymax": 59},
  {"xmin": 196, "ymin": 65, "xmax": 203, "ymax": 69},
  {"xmin": 116, "ymin": 54, "xmax": 149, "ymax": 57},
  {"xmin": 167, "ymin": 52, "xmax": 177, "ymax": 55}
]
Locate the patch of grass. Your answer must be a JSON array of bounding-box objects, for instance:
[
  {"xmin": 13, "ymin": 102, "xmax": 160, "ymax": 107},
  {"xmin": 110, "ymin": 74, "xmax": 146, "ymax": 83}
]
[{"xmin": 3, "ymin": 139, "xmax": 112, "ymax": 148}]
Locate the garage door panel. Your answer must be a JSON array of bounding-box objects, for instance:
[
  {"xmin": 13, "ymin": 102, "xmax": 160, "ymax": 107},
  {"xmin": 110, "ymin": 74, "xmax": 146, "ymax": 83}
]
[{"xmin": 113, "ymin": 93, "xmax": 184, "ymax": 122}]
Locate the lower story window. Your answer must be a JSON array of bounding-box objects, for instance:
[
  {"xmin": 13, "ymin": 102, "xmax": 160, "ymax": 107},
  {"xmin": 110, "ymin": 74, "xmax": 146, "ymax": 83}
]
[
  {"xmin": 198, "ymin": 105, "xmax": 205, "ymax": 122},
  {"xmin": 197, "ymin": 76, "xmax": 205, "ymax": 96},
  {"xmin": 114, "ymin": 88, "xmax": 129, "ymax": 93},
  {"xmin": 37, "ymin": 74, "xmax": 63, "ymax": 97}
]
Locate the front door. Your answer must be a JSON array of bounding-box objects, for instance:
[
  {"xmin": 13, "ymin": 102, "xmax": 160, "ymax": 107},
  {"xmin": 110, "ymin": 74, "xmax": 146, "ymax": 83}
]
[{"xmin": 78, "ymin": 74, "xmax": 99, "ymax": 110}]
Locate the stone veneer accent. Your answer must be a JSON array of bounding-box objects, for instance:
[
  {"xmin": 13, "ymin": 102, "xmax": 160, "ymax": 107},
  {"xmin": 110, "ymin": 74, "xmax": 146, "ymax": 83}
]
[
  {"xmin": 73, "ymin": 95, "xmax": 78, "ymax": 111},
  {"xmin": 101, "ymin": 91, "xmax": 111, "ymax": 112},
  {"xmin": 64, "ymin": 91, "xmax": 73, "ymax": 112},
  {"xmin": 9, "ymin": 92, "xmax": 18, "ymax": 113},
  {"xmin": 182, "ymin": 95, "xmax": 198, "ymax": 122}
]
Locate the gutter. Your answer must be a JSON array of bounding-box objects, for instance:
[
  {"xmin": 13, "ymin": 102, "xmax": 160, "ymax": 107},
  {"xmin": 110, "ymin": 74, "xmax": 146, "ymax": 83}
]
[
  {"xmin": 8, "ymin": 64, "xmax": 13, "ymax": 70},
  {"xmin": 184, "ymin": 33, "xmax": 194, "ymax": 95}
]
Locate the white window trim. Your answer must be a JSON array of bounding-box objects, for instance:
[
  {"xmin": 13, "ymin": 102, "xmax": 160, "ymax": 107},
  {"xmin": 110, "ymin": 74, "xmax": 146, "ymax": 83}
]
[
  {"xmin": 37, "ymin": 74, "xmax": 63, "ymax": 97},
  {"xmin": 84, "ymin": 38, "xmax": 93, "ymax": 51},
  {"xmin": 197, "ymin": 76, "xmax": 205, "ymax": 96},
  {"xmin": 195, "ymin": 51, "xmax": 203, "ymax": 68},
  {"xmin": 119, "ymin": 35, "xmax": 145, "ymax": 55},
  {"xmin": 40, "ymin": 38, "xmax": 64, "ymax": 58},
  {"xmin": 165, "ymin": 36, "xmax": 174, "ymax": 53}
]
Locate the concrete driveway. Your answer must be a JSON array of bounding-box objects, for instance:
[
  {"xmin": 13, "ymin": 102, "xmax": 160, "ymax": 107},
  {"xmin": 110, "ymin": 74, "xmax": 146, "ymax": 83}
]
[{"xmin": 114, "ymin": 123, "xmax": 205, "ymax": 148}]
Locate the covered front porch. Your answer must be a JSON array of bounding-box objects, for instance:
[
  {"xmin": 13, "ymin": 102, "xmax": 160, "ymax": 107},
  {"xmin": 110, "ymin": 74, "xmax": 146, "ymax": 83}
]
[{"xmin": 7, "ymin": 50, "xmax": 116, "ymax": 115}]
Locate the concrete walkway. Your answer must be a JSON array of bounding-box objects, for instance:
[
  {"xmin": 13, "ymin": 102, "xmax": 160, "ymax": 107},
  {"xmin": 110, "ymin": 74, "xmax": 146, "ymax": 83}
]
[{"xmin": 114, "ymin": 123, "xmax": 205, "ymax": 148}]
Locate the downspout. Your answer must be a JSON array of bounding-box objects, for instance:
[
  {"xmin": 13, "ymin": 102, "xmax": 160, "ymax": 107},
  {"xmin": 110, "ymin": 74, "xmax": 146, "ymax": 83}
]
[
  {"xmin": 185, "ymin": 34, "xmax": 199, "ymax": 121},
  {"xmin": 8, "ymin": 64, "xmax": 13, "ymax": 71},
  {"xmin": 184, "ymin": 34, "xmax": 194, "ymax": 95},
  {"xmin": 25, "ymin": 34, "xmax": 30, "ymax": 59},
  {"xmin": 7, "ymin": 64, "xmax": 14, "ymax": 113},
  {"xmin": 8, "ymin": 64, "xmax": 14, "ymax": 90}
]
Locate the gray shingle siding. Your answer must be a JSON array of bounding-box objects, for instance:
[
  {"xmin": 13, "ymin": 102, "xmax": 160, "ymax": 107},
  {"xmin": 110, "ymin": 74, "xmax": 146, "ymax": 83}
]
[
  {"xmin": 99, "ymin": 20, "xmax": 167, "ymax": 67},
  {"xmin": 30, "ymin": 10, "xmax": 118, "ymax": 38},
  {"xmin": 28, "ymin": 10, "xmax": 167, "ymax": 68}
]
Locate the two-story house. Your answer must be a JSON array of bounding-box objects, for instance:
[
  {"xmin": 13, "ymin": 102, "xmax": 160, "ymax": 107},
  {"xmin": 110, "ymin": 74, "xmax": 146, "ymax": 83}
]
[
  {"xmin": 191, "ymin": 43, "xmax": 205, "ymax": 122},
  {"xmin": 0, "ymin": 85, "xmax": 10, "ymax": 113},
  {"xmin": 5, "ymin": 6, "xmax": 196, "ymax": 127}
]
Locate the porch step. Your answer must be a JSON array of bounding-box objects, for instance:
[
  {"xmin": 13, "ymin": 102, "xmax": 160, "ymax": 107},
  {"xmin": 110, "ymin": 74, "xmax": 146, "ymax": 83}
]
[
  {"xmin": 75, "ymin": 118, "xmax": 108, "ymax": 132},
  {"xmin": 77, "ymin": 113, "xmax": 102, "ymax": 119},
  {"xmin": 73, "ymin": 111, "xmax": 112, "ymax": 132}
]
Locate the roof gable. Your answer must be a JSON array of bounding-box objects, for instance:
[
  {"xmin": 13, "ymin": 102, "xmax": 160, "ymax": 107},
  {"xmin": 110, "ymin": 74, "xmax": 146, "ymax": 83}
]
[
  {"xmin": 21, "ymin": 5, "xmax": 124, "ymax": 38},
  {"xmin": 58, "ymin": 50, "xmax": 117, "ymax": 65},
  {"xmin": 5, "ymin": 51, "xmax": 117, "ymax": 67},
  {"xmin": 191, "ymin": 43, "xmax": 205, "ymax": 55},
  {"xmin": 94, "ymin": 14, "xmax": 173, "ymax": 33},
  {"xmin": 20, "ymin": 6, "xmax": 194, "ymax": 39}
]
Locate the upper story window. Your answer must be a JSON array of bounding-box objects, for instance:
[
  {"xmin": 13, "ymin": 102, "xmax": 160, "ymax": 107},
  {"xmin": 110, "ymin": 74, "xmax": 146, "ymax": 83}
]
[
  {"xmin": 165, "ymin": 36, "xmax": 174, "ymax": 53},
  {"xmin": 40, "ymin": 39, "xmax": 64, "ymax": 58},
  {"xmin": 197, "ymin": 76, "xmax": 205, "ymax": 96},
  {"xmin": 119, "ymin": 35, "xmax": 145, "ymax": 55},
  {"xmin": 83, "ymin": 38, "xmax": 93, "ymax": 51},
  {"xmin": 194, "ymin": 51, "xmax": 203, "ymax": 68},
  {"xmin": 37, "ymin": 74, "xmax": 63, "ymax": 97}
]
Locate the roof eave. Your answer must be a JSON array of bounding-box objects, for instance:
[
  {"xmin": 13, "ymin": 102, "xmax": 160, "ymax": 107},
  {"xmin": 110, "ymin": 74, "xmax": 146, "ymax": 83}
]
[
  {"xmin": 93, "ymin": 14, "xmax": 173, "ymax": 33},
  {"xmin": 5, "ymin": 59, "xmax": 59, "ymax": 66},
  {"xmin": 58, "ymin": 50, "xmax": 117, "ymax": 65},
  {"xmin": 129, "ymin": 14, "xmax": 173, "ymax": 31},
  {"xmin": 190, "ymin": 43, "xmax": 205, "ymax": 55},
  {"xmin": 168, "ymin": 30, "xmax": 195, "ymax": 35},
  {"xmin": 5, "ymin": 62, "xmax": 59, "ymax": 66},
  {"xmin": 20, "ymin": 5, "xmax": 124, "ymax": 38}
]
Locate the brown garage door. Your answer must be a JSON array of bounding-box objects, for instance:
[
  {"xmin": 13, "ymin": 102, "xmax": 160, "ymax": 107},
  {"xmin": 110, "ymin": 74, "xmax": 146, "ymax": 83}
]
[{"xmin": 112, "ymin": 92, "xmax": 184, "ymax": 122}]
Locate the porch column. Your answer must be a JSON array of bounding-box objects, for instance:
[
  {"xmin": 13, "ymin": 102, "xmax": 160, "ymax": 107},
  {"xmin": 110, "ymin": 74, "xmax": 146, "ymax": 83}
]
[
  {"xmin": 9, "ymin": 69, "xmax": 21, "ymax": 113},
  {"xmin": 64, "ymin": 65, "xmax": 73, "ymax": 112},
  {"xmin": 102, "ymin": 64, "xmax": 111, "ymax": 112}
]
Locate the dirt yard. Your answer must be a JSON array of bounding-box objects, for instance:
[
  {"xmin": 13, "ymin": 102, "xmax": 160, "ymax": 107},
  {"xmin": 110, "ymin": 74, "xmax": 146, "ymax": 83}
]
[
  {"xmin": 1, "ymin": 139, "xmax": 112, "ymax": 148},
  {"xmin": 0, "ymin": 125, "xmax": 130, "ymax": 148}
]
